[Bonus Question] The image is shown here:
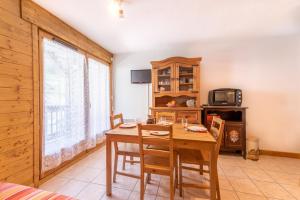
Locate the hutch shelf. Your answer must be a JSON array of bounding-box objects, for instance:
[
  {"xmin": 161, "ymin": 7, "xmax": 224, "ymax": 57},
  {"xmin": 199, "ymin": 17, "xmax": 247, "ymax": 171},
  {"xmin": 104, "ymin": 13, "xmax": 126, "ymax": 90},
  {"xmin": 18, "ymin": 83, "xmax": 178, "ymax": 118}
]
[
  {"xmin": 201, "ymin": 106, "xmax": 248, "ymax": 159},
  {"xmin": 150, "ymin": 57, "xmax": 202, "ymax": 123}
]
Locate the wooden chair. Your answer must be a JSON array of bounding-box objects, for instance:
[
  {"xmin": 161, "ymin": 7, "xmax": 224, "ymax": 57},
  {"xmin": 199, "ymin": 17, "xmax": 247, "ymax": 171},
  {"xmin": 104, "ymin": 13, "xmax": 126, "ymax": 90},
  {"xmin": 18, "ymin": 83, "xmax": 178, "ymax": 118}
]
[
  {"xmin": 137, "ymin": 123, "xmax": 177, "ymax": 200},
  {"xmin": 156, "ymin": 112, "xmax": 176, "ymax": 123},
  {"xmin": 110, "ymin": 113, "xmax": 140, "ymax": 182},
  {"xmin": 178, "ymin": 117, "xmax": 225, "ymax": 199}
]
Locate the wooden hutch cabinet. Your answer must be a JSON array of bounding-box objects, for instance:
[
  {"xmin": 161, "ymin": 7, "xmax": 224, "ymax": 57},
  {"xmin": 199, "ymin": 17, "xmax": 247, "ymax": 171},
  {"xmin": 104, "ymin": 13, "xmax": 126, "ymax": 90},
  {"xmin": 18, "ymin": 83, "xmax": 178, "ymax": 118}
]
[
  {"xmin": 201, "ymin": 106, "xmax": 248, "ymax": 159},
  {"xmin": 150, "ymin": 57, "xmax": 201, "ymax": 123}
]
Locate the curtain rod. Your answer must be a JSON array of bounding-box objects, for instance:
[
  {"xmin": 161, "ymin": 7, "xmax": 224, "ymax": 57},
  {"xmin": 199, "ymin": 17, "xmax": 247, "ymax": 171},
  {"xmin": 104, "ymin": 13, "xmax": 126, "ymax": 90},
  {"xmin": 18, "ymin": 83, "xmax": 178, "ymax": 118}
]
[{"xmin": 52, "ymin": 37, "xmax": 78, "ymax": 51}]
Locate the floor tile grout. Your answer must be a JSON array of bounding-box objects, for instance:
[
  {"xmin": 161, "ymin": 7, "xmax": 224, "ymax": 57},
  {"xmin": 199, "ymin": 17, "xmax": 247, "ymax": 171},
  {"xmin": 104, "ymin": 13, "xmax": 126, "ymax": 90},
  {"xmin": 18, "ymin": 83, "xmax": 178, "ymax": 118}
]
[{"xmin": 39, "ymin": 148, "xmax": 300, "ymax": 200}]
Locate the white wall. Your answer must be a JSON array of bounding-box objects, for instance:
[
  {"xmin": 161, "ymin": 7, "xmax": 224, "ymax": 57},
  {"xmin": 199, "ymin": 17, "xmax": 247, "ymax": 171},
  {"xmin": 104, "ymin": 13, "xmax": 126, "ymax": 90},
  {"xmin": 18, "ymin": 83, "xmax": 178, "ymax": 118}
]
[{"xmin": 113, "ymin": 35, "xmax": 300, "ymax": 153}]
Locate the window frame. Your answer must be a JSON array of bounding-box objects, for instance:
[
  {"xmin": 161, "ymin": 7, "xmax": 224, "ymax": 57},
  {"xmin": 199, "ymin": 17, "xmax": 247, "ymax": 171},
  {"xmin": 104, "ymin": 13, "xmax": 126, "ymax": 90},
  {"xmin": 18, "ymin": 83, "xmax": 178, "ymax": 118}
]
[{"xmin": 38, "ymin": 30, "xmax": 113, "ymax": 178}]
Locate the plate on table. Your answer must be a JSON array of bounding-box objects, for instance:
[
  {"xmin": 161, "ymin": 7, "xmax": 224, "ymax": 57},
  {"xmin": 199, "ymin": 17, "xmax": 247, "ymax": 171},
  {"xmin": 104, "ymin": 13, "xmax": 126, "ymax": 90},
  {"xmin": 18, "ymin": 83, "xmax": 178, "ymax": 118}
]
[
  {"xmin": 119, "ymin": 123, "xmax": 136, "ymax": 128},
  {"xmin": 149, "ymin": 131, "xmax": 169, "ymax": 136},
  {"xmin": 157, "ymin": 121, "xmax": 173, "ymax": 126},
  {"xmin": 187, "ymin": 126, "xmax": 207, "ymax": 132}
]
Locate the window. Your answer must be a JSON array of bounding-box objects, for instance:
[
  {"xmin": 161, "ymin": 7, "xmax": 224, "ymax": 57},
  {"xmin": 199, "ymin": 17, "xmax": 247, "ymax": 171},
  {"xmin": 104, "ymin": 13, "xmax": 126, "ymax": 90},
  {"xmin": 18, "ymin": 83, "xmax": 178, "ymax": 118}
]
[
  {"xmin": 87, "ymin": 58, "xmax": 111, "ymax": 147},
  {"xmin": 41, "ymin": 35, "xmax": 111, "ymax": 174}
]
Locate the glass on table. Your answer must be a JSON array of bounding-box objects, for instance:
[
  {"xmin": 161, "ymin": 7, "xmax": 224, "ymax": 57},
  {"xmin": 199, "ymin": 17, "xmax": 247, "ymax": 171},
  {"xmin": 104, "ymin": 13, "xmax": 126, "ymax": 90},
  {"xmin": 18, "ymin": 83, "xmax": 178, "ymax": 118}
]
[
  {"xmin": 159, "ymin": 116, "xmax": 167, "ymax": 124},
  {"xmin": 181, "ymin": 118, "xmax": 188, "ymax": 128}
]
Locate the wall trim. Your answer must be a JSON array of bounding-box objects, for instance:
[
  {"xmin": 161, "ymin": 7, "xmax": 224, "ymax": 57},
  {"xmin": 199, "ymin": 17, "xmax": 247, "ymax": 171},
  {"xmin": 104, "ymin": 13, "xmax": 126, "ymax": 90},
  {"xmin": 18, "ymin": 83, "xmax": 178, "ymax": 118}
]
[{"xmin": 260, "ymin": 149, "xmax": 300, "ymax": 159}]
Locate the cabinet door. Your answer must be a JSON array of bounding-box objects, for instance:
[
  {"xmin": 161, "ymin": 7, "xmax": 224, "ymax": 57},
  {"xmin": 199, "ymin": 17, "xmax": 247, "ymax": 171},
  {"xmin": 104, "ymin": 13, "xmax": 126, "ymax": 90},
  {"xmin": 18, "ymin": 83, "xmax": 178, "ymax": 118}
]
[
  {"xmin": 177, "ymin": 111, "xmax": 199, "ymax": 123},
  {"xmin": 153, "ymin": 64, "xmax": 175, "ymax": 94},
  {"xmin": 175, "ymin": 63, "xmax": 199, "ymax": 94},
  {"xmin": 224, "ymin": 123, "xmax": 244, "ymax": 148}
]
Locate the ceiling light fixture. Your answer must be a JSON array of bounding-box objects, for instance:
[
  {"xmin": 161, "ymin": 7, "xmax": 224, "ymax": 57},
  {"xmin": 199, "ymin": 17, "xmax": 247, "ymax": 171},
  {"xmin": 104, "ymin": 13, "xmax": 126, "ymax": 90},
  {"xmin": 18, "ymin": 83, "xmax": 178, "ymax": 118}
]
[{"xmin": 111, "ymin": 0, "xmax": 124, "ymax": 18}]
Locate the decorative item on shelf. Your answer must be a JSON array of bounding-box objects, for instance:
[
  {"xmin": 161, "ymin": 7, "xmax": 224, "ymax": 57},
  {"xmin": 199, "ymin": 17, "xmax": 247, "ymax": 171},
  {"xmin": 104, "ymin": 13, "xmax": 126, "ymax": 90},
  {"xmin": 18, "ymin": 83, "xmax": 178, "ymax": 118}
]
[
  {"xmin": 159, "ymin": 79, "xmax": 170, "ymax": 85},
  {"xmin": 186, "ymin": 99, "xmax": 195, "ymax": 107},
  {"xmin": 188, "ymin": 78, "xmax": 193, "ymax": 83},
  {"xmin": 160, "ymin": 87, "xmax": 165, "ymax": 91},
  {"xmin": 182, "ymin": 77, "xmax": 188, "ymax": 83},
  {"xmin": 166, "ymin": 100, "xmax": 176, "ymax": 107},
  {"xmin": 161, "ymin": 69, "xmax": 170, "ymax": 76}
]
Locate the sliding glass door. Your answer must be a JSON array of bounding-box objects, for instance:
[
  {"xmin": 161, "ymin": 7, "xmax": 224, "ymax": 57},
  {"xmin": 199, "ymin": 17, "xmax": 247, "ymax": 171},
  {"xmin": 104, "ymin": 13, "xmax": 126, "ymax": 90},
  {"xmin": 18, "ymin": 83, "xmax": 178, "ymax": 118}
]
[
  {"xmin": 88, "ymin": 58, "xmax": 111, "ymax": 147},
  {"xmin": 41, "ymin": 33, "xmax": 111, "ymax": 174}
]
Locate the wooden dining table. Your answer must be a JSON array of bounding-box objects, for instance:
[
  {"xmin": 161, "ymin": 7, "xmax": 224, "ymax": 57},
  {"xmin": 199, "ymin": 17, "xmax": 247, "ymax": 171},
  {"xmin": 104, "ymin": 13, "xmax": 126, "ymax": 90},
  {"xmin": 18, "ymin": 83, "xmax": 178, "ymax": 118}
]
[{"xmin": 105, "ymin": 123, "xmax": 218, "ymax": 200}]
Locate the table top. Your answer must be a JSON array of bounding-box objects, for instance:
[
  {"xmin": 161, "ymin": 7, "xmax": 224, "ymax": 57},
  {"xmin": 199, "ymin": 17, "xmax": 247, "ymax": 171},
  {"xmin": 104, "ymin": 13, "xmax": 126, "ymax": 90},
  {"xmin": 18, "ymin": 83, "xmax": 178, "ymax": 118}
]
[{"xmin": 106, "ymin": 123, "xmax": 216, "ymax": 143}]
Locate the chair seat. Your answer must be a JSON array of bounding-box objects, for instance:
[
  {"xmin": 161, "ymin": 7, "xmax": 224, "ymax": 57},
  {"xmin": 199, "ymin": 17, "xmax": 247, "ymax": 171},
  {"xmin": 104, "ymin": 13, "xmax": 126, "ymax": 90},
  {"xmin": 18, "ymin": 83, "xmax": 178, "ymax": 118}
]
[
  {"xmin": 118, "ymin": 143, "xmax": 139, "ymax": 153},
  {"xmin": 178, "ymin": 149, "xmax": 207, "ymax": 164}
]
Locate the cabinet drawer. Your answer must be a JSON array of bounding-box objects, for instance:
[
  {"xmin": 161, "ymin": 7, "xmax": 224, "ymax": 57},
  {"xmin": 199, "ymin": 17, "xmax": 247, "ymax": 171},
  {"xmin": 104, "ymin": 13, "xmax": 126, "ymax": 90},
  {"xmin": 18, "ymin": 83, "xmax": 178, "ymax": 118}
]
[
  {"xmin": 177, "ymin": 111, "xmax": 198, "ymax": 123},
  {"xmin": 155, "ymin": 111, "xmax": 176, "ymax": 122}
]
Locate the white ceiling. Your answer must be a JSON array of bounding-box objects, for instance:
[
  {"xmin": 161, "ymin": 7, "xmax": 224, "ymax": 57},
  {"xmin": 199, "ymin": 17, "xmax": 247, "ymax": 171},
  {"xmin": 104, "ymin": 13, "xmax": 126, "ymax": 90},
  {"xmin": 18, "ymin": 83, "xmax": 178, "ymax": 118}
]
[{"xmin": 33, "ymin": 0, "xmax": 300, "ymax": 54}]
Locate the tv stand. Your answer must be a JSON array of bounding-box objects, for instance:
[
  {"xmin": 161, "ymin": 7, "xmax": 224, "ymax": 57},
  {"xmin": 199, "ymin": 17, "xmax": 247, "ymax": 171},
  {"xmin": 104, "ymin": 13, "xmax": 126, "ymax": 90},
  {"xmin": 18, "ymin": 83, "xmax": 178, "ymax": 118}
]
[{"xmin": 201, "ymin": 105, "xmax": 248, "ymax": 159}]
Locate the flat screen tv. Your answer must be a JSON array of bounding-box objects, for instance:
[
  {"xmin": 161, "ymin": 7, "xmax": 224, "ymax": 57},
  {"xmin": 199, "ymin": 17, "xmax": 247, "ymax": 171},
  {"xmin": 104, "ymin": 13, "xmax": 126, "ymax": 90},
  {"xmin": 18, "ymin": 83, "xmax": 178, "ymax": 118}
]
[{"xmin": 131, "ymin": 69, "xmax": 151, "ymax": 84}]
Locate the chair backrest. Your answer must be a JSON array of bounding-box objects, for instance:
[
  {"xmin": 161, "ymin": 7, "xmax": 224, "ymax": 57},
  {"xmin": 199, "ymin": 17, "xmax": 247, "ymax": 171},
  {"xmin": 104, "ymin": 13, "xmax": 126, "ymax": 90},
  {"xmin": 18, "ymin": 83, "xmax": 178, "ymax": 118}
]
[
  {"xmin": 210, "ymin": 117, "xmax": 225, "ymax": 157},
  {"xmin": 110, "ymin": 113, "xmax": 124, "ymax": 129},
  {"xmin": 156, "ymin": 112, "xmax": 176, "ymax": 123},
  {"xmin": 137, "ymin": 123, "xmax": 174, "ymax": 174}
]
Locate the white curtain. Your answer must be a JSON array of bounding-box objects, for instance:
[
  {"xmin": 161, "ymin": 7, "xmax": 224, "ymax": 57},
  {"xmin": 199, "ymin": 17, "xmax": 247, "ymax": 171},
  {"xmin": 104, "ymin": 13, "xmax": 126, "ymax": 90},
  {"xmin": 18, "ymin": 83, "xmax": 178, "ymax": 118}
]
[
  {"xmin": 87, "ymin": 58, "xmax": 111, "ymax": 148},
  {"xmin": 42, "ymin": 38, "xmax": 110, "ymax": 173}
]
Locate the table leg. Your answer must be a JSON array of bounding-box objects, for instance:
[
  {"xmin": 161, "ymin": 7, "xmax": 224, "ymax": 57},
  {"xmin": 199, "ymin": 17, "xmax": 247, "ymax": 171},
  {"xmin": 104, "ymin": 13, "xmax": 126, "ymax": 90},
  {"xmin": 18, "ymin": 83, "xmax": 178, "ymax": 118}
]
[
  {"xmin": 106, "ymin": 136, "xmax": 112, "ymax": 196},
  {"xmin": 210, "ymin": 148, "xmax": 217, "ymax": 200}
]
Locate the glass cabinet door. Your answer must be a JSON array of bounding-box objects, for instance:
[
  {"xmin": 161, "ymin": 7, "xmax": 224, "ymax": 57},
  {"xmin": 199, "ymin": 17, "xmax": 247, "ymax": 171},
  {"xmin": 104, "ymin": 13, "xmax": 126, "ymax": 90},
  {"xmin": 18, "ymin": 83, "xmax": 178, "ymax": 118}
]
[
  {"xmin": 154, "ymin": 65, "xmax": 174, "ymax": 93},
  {"xmin": 175, "ymin": 63, "xmax": 198, "ymax": 93}
]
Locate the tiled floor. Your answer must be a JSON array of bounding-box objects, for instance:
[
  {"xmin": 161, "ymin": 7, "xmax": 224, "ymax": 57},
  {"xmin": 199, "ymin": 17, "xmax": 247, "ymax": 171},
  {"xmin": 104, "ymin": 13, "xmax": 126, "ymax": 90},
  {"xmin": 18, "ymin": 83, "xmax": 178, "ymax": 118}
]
[{"xmin": 39, "ymin": 146, "xmax": 300, "ymax": 200}]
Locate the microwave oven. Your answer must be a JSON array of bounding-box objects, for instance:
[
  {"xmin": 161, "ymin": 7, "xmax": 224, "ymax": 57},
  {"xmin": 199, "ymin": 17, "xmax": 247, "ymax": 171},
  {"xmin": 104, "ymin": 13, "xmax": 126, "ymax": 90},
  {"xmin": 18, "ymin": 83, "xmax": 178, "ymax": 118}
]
[{"xmin": 208, "ymin": 88, "xmax": 242, "ymax": 106}]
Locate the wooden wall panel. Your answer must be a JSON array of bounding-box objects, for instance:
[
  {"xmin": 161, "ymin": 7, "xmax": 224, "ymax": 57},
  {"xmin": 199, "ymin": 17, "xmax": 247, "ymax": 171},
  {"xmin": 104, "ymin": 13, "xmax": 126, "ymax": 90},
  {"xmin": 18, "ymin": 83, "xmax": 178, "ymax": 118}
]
[
  {"xmin": 0, "ymin": 7, "xmax": 31, "ymax": 33},
  {"xmin": 0, "ymin": 112, "xmax": 33, "ymax": 127},
  {"xmin": 0, "ymin": 34, "xmax": 32, "ymax": 55},
  {"xmin": 0, "ymin": 157, "xmax": 32, "ymax": 181},
  {"xmin": 5, "ymin": 167, "xmax": 34, "ymax": 185},
  {"xmin": 0, "ymin": 134, "xmax": 33, "ymax": 153},
  {"xmin": 0, "ymin": 0, "xmax": 34, "ymax": 186},
  {"xmin": 0, "ymin": 145, "xmax": 33, "ymax": 185},
  {"xmin": 0, "ymin": 74, "xmax": 32, "ymax": 88},
  {"xmin": 0, "ymin": 0, "xmax": 20, "ymax": 16},
  {"xmin": 0, "ymin": 101, "xmax": 32, "ymax": 113},
  {"xmin": 21, "ymin": 0, "xmax": 113, "ymax": 64},
  {"xmin": 0, "ymin": 18, "xmax": 32, "ymax": 44},
  {"xmin": 0, "ymin": 48, "xmax": 32, "ymax": 67},
  {"xmin": 0, "ymin": 145, "xmax": 33, "ymax": 166},
  {"xmin": 0, "ymin": 123, "xmax": 33, "ymax": 141},
  {"xmin": 0, "ymin": 7, "xmax": 32, "ymax": 45},
  {"xmin": 0, "ymin": 61, "xmax": 33, "ymax": 78},
  {"xmin": 0, "ymin": 88, "xmax": 32, "ymax": 101}
]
